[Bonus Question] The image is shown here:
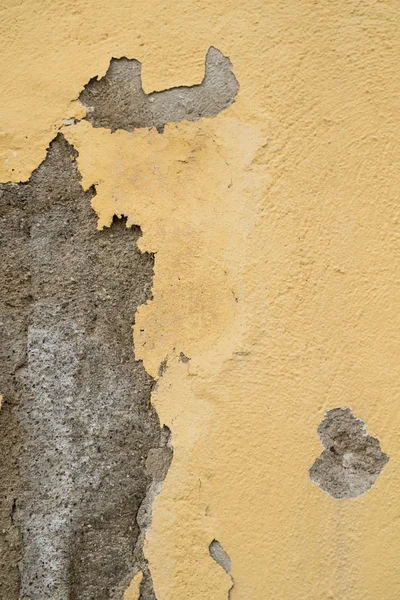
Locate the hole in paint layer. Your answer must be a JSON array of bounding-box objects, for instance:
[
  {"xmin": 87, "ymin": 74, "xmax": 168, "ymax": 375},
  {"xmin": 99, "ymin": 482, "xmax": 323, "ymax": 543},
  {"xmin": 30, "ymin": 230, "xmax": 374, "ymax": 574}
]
[
  {"xmin": 78, "ymin": 47, "xmax": 239, "ymax": 133},
  {"xmin": 309, "ymin": 407, "xmax": 389, "ymax": 499},
  {"xmin": 209, "ymin": 539, "xmax": 231, "ymax": 575}
]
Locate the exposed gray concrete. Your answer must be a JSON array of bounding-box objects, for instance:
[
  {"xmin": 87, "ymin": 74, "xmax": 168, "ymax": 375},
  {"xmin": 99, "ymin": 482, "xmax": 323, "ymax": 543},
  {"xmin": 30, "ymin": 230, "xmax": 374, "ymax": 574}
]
[
  {"xmin": 309, "ymin": 407, "xmax": 389, "ymax": 500},
  {"xmin": 0, "ymin": 47, "xmax": 239, "ymax": 599},
  {"xmin": 209, "ymin": 540, "xmax": 231, "ymax": 575},
  {"xmin": 0, "ymin": 173, "xmax": 30, "ymax": 599},
  {"xmin": 0, "ymin": 135, "xmax": 170, "ymax": 599},
  {"xmin": 209, "ymin": 539, "xmax": 234, "ymax": 599},
  {"xmin": 79, "ymin": 47, "xmax": 239, "ymax": 133}
]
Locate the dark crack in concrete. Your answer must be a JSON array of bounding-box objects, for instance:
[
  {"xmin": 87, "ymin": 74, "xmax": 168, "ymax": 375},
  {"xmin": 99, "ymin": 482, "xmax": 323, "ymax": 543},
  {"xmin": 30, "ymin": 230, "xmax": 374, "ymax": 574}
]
[
  {"xmin": 0, "ymin": 134, "xmax": 170, "ymax": 599},
  {"xmin": 309, "ymin": 407, "xmax": 389, "ymax": 500},
  {"xmin": 78, "ymin": 47, "xmax": 239, "ymax": 133}
]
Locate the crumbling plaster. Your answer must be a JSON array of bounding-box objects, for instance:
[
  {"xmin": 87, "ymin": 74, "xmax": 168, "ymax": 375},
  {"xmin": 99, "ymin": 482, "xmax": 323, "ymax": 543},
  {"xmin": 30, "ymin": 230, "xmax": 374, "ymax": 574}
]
[{"xmin": 1, "ymin": 1, "xmax": 400, "ymax": 599}]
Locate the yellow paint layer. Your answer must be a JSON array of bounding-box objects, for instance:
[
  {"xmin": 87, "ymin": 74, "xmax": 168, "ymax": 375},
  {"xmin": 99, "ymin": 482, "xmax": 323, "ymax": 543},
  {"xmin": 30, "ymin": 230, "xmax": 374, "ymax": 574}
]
[
  {"xmin": 3, "ymin": 1, "xmax": 400, "ymax": 599},
  {"xmin": 123, "ymin": 571, "xmax": 143, "ymax": 600}
]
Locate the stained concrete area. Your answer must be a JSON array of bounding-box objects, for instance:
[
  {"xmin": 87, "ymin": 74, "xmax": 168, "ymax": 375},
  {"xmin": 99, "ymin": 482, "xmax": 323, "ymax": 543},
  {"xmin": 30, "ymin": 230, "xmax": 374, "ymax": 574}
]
[
  {"xmin": 309, "ymin": 407, "xmax": 389, "ymax": 499},
  {"xmin": 0, "ymin": 135, "xmax": 171, "ymax": 599},
  {"xmin": 79, "ymin": 47, "xmax": 239, "ymax": 132}
]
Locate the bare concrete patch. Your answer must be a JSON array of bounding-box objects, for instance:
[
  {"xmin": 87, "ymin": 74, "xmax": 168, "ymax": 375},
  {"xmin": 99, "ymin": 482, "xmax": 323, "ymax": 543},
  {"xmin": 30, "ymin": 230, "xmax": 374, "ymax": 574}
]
[
  {"xmin": 0, "ymin": 134, "xmax": 168, "ymax": 599},
  {"xmin": 0, "ymin": 173, "xmax": 30, "ymax": 598},
  {"xmin": 79, "ymin": 47, "xmax": 239, "ymax": 133},
  {"xmin": 209, "ymin": 539, "xmax": 234, "ymax": 598},
  {"xmin": 209, "ymin": 539, "xmax": 231, "ymax": 575},
  {"xmin": 309, "ymin": 407, "xmax": 389, "ymax": 500}
]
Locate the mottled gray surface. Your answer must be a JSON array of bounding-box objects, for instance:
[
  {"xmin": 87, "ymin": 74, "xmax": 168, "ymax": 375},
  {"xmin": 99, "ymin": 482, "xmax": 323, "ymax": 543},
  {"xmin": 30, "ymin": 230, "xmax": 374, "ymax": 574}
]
[
  {"xmin": 0, "ymin": 167, "xmax": 30, "ymax": 599},
  {"xmin": 309, "ymin": 407, "xmax": 389, "ymax": 499},
  {"xmin": 0, "ymin": 135, "xmax": 171, "ymax": 599},
  {"xmin": 79, "ymin": 47, "xmax": 239, "ymax": 133}
]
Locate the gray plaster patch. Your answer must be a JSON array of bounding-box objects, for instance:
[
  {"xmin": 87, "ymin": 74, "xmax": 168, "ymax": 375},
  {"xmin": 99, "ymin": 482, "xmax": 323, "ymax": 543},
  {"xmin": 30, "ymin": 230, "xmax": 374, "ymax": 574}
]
[
  {"xmin": 79, "ymin": 47, "xmax": 239, "ymax": 132},
  {"xmin": 209, "ymin": 539, "xmax": 231, "ymax": 575},
  {"xmin": 0, "ymin": 135, "xmax": 169, "ymax": 599},
  {"xmin": 209, "ymin": 539, "xmax": 234, "ymax": 599},
  {"xmin": 309, "ymin": 407, "xmax": 389, "ymax": 500}
]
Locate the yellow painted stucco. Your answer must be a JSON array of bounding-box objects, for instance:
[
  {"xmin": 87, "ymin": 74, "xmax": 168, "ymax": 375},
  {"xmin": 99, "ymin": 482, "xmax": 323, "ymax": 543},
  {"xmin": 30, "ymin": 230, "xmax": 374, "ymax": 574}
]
[
  {"xmin": 1, "ymin": 1, "xmax": 400, "ymax": 599},
  {"xmin": 124, "ymin": 571, "xmax": 143, "ymax": 600}
]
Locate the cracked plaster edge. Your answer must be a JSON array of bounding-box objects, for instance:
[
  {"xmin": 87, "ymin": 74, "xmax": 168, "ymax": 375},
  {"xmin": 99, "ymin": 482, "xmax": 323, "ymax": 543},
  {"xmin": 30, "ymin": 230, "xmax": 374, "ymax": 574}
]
[
  {"xmin": 0, "ymin": 41, "xmax": 208, "ymax": 184},
  {"xmin": 111, "ymin": 421, "xmax": 173, "ymax": 600},
  {"xmin": 58, "ymin": 113, "xmax": 267, "ymax": 599},
  {"xmin": 0, "ymin": 46, "xmax": 235, "ymax": 185},
  {"xmin": 12, "ymin": 78, "xmax": 264, "ymax": 600},
  {"xmin": 132, "ymin": 425, "xmax": 173, "ymax": 590}
]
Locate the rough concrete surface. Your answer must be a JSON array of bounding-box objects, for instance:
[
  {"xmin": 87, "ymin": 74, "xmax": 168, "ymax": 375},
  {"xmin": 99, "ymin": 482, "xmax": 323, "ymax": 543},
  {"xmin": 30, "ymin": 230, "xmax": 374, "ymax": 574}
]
[
  {"xmin": 0, "ymin": 134, "xmax": 170, "ymax": 599},
  {"xmin": 79, "ymin": 47, "xmax": 239, "ymax": 132},
  {"xmin": 0, "ymin": 160, "xmax": 30, "ymax": 598},
  {"xmin": 309, "ymin": 408, "xmax": 389, "ymax": 500}
]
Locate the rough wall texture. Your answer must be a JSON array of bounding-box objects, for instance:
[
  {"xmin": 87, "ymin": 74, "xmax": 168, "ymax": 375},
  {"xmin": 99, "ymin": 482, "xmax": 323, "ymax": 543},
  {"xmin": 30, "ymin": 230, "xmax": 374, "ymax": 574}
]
[
  {"xmin": 1, "ymin": 1, "xmax": 400, "ymax": 600},
  {"xmin": 0, "ymin": 136, "xmax": 169, "ymax": 599}
]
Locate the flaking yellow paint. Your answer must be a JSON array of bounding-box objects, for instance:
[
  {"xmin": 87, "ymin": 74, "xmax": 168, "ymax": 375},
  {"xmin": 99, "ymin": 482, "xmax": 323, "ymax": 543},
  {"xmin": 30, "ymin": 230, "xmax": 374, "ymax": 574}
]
[
  {"xmin": 1, "ymin": 1, "xmax": 400, "ymax": 599},
  {"xmin": 124, "ymin": 571, "xmax": 143, "ymax": 600}
]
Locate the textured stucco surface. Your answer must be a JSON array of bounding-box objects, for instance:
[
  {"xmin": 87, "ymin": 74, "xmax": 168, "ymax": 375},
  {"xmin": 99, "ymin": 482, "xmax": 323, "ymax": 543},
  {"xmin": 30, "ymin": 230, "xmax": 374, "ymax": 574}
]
[{"xmin": 1, "ymin": 1, "xmax": 400, "ymax": 599}]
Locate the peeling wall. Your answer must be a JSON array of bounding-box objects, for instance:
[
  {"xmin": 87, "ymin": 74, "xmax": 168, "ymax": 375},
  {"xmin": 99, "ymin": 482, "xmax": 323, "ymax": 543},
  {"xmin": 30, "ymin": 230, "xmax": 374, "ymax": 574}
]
[{"xmin": 1, "ymin": 1, "xmax": 400, "ymax": 599}]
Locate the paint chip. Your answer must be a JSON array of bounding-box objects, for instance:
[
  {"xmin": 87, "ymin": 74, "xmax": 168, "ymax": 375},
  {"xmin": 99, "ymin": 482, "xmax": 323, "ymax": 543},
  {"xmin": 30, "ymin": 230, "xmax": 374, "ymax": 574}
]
[
  {"xmin": 209, "ymin": 539, "xmax": 231, "ymax": 575},
  {"xmin": 309, "ymin": 407, "xmax": 389, "ymax": 499}
]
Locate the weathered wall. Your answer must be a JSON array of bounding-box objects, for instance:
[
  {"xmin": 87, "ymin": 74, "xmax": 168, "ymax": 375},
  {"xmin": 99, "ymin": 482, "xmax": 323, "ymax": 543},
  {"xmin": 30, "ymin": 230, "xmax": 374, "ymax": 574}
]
[{"xmin": 0, "ymin": 1, "xmax": 399, "ymax": 599}]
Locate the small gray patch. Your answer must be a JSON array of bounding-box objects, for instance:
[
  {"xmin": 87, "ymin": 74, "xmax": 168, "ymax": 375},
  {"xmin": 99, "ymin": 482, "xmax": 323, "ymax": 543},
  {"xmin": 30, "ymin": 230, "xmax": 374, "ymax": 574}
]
[
  {"xmin": 158, "ymin": 358, "xmax": 168, "ymax": 377},
  {"xmin": 179, "ymin": 352, "xmax": 190, "ymax": 364},
  {"xmin": 309, "ymin": 407, "xmax": 389, "ymax": 500},
  {"xmin": 209, "ymin": 539, "xmax": 231, "ymax": 575},
  {"xmin": 79, "ymin": 47, "xmax": 239, "ymax": 133}
]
